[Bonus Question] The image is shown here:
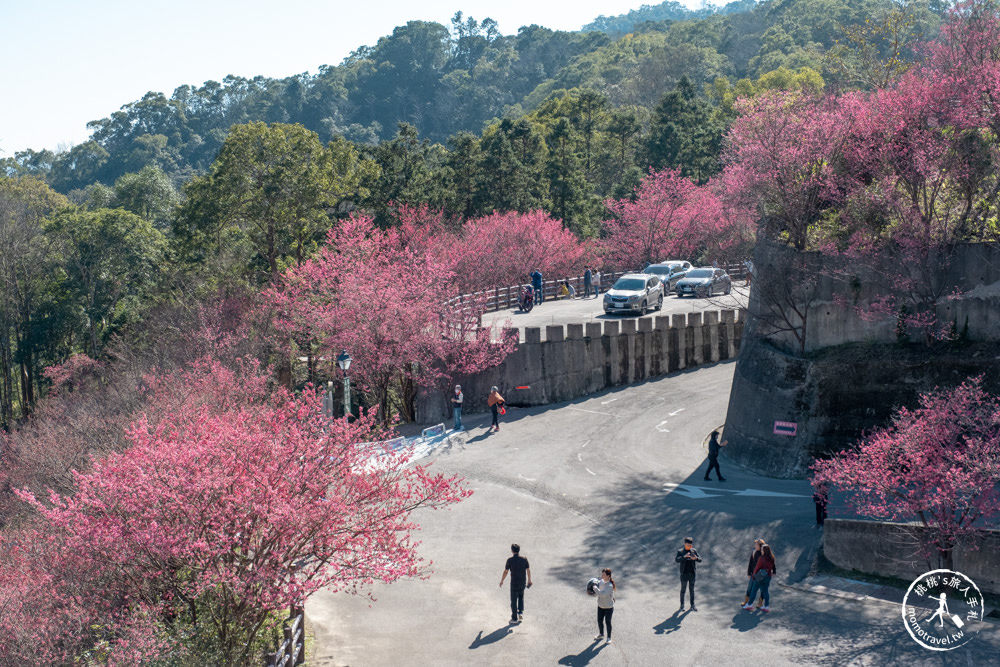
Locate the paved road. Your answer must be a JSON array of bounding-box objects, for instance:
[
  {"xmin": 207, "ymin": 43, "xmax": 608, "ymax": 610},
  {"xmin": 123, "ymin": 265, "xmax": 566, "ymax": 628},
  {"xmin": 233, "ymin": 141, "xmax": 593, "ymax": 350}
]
[
  {"xmin": 482, "ymin": 286, "xmax": 748, "ymax": 340},
  {"xmin": 307, "ymin": 361, "xmax": 999, "ymax": 665}
]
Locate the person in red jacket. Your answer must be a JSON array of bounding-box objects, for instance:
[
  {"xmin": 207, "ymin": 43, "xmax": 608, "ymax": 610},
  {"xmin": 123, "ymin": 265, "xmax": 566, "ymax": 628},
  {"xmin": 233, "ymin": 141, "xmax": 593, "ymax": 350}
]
[{"xmin": 743, "ymin": 543, "xmax": 777, "ymax": 612}]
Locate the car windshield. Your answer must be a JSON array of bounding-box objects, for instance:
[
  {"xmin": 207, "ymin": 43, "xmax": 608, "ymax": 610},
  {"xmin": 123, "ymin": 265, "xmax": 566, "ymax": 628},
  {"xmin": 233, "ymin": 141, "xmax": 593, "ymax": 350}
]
[
  {"xmin": 685, "ymin": 269, "xmax": 713, "ymax": 279},
  {"xmin": 646, "ymin": 266, "xmax": 672, "ymax": 275},
  {"xmin": 613, "ymin": 278, "xmax": 646, "ymax": 291}
]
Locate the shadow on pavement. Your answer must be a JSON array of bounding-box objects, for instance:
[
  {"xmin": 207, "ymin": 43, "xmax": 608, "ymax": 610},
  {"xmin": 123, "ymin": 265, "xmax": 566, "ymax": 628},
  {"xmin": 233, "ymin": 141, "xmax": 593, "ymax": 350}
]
[
  {"xmin": 546, "ymin": 466, "xmax": 820, "ymax": 604},
  {"xmin": 467, "ymin": 625, "xmax": 514, "ymax": 649},
  {"xmin": 556, "ymin": 639, "xmax": 609, "ymax": 665},
  {"xmin": 729, "ymin": 609, "xmax": 763, "ymax": 632},
  {"xmin": 652, "ymin": 608, "xmax": 688, "ymax": 635}
]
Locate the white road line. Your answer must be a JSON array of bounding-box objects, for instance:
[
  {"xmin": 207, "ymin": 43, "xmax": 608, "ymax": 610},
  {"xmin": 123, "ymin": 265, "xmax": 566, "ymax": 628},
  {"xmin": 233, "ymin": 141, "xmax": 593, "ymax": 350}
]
[
  {"xmin": 577, "ymin": 453, "xmax": 583, "ymax": 461},
  {"xmin": 580, "ymin": 440, "xmax": 590, "ymax": 448},
  {"xmin": 668, "ymin": 408, "xmax": 686, "ymax": 416},
  {"xmin": 568, "ymin": 407, "xmax": 615, "ymax": 416},
  {"xmin": 655, "ymin": 421, "xmax": 670, "ymax": 432},
  {"xmin": 518, "ymin": 474, "xmax": 536, "ymax": 482},
  {"xmin": 585, "ymin": 468, "xmax": 597, "ymax": 476},
  {"xmin": 601, "ymin": 397, "xmax": 619, "ymax": 405}
]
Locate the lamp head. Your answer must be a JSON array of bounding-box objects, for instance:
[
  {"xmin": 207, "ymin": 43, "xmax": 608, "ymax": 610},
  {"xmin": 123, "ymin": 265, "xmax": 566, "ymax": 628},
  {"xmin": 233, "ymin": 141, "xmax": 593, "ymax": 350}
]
[{"xmin": 336, "ymin": 349, "xmax": 352, "ymax": 372}]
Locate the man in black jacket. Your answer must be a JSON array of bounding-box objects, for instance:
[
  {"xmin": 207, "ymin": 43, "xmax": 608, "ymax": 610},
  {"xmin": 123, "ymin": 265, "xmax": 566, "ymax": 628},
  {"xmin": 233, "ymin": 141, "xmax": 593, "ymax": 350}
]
[{"xmin": 676, "ymin": 536, "xmax": 702, "ymax": 611}]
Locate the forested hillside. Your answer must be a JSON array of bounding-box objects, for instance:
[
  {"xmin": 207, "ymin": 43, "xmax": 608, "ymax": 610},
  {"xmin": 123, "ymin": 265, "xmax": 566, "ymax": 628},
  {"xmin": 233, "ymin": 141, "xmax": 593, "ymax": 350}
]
[{"xmin": 3, "ymin": 0, "xmax": 942, "ymax": 199}]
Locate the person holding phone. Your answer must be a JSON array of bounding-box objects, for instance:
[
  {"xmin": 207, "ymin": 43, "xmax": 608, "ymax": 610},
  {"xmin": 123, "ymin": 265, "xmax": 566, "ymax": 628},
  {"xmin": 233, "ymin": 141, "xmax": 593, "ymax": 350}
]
[{"xmin": 675, "ymin": 536, "xmax": 702, "ymax": 611}]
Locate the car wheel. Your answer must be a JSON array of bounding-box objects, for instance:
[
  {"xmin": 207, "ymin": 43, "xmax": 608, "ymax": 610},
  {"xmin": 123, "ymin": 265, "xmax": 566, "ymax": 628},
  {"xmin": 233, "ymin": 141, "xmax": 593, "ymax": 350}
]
[
  {"xmin": 724, "ymin": 282, "xmax": 731, "ymax": 295},
  {"xmin": 655, "ymin": 295, "xmax": 663, "ymax": 311},
  {"xmin": 639, "ymin": 300, "xmax": 647, "ymax": 316}
]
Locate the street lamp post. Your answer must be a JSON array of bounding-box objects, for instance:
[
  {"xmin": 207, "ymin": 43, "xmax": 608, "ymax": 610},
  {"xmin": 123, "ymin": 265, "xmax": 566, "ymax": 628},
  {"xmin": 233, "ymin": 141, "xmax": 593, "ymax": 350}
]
[{"xmin": 336, "ymin": 349, "xmax": 352, "ymax": 419}]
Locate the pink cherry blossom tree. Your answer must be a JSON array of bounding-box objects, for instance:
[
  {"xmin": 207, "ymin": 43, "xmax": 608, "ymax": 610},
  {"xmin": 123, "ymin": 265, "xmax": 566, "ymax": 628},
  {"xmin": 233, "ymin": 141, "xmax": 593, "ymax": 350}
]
[
  {"xmin": 267, "ymin": 214, "xmax": 516, "ymax": 422},
  {"xmin": 9, "ymin": 359, "xmax": 470, "ymax": 665},
  {"xmin": 811, "ymin": 376, "xmax": 1000, "ymax": 570},
  {"xmin": 600, "ymin": 168, "xmax": 724, "ymax": 270},
  {"xmin": 395, "ymin": 205, "xmax": 594, "ymax": 293}
]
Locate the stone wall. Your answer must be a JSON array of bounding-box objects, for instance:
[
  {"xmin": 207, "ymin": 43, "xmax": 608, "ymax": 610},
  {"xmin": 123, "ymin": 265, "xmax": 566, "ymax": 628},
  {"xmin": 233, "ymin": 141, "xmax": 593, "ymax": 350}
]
[
  {"xmin": 823, "ymin": 519, "xmax": 1000, "ymax": 595},
  {"xmin": 416, "ymin": 309, "xmax": 746, "ymax": 423},
  {"xmin": 724, "ymin": 241, "xmax": 1000, "ymax": 478}
]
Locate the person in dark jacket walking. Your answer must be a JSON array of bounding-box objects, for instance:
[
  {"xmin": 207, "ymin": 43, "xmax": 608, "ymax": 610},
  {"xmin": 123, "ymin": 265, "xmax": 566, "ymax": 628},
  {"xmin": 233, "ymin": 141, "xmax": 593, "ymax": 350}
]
[
  {"xmin": 704, "ymin": 430, "xmax": 727, "ymax": 481},
  {"xmin": 499, "ymin": 543, "xmax": 532, "ymax": 623},
  {"xmin": 675, "ymin": 536, "xmax": 702, "ymax": 611},
  {"xmin": 583, "ymin": 267, "xmax": 593, "ymax": 299}
]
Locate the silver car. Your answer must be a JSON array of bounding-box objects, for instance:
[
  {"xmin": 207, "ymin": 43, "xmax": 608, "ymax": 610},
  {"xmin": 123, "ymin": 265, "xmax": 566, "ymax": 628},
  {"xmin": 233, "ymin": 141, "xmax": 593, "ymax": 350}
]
[
  {"xmin": 675, "ymin": 267, "xmax": 732, "ymax": 298},
  {"xmin": 603, "ymin": 274, "xmax": 664, "ymax": 315},
  {"xmin": 644, "ymin": 261, "xmax": 692, "ymax": 293}
]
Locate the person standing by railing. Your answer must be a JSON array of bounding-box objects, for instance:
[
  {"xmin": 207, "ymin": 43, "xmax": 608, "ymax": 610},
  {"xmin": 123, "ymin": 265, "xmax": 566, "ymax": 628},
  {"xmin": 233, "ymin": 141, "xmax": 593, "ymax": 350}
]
[
  {"xmin": 593, "ymin": 270, "xmax": 601, "ymax": 298},
  {"xmin": 530, "ymin": 268, "xmax": 543, "ymax": 303},
  {"xmin": 583, "ymin": 267, "xmax": 593, "ymax": 299}
]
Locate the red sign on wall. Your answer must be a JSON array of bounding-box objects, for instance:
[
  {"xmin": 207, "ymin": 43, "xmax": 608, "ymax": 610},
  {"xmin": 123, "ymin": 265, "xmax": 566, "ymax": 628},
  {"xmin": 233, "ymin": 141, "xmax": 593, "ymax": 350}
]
[{"xmin": 773, "ymin": 420, "xmax": 798, "ymax": 436}]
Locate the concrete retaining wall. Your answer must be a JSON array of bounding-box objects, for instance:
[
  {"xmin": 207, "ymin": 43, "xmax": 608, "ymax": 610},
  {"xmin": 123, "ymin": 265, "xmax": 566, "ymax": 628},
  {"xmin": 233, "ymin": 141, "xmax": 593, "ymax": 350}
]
[
  {"xmin": 416, "ymin": 309, "xmax": 746, "ymax": 422},
  {"xmin": 824, "ymin": 519, "xmax": 1000, "ymax": 595}
]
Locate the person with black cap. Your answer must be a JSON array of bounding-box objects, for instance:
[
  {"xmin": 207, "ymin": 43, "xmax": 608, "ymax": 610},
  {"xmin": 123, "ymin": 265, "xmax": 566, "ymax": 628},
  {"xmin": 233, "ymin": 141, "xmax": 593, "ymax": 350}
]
[
  {"xmin": 499, "ymin": 543, "xmax": 532, "ymax": 623},
  {"xmin": 676, "ymin": 536, "xmax": 702, "ymax": 611}
]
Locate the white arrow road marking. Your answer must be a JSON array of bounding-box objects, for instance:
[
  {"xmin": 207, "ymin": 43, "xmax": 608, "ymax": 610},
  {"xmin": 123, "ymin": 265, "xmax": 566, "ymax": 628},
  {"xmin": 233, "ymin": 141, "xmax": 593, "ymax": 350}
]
[
  {"xmin": 662, "ymin": 483, "xmax": 721, "ymax": 499},
  {"xmin": 668, "ymin": 408, "xmax": 686, "ymax": 416},
  {"xmin": 662, "ymin": 483, "xmax": 811, "ymax": 500},
  {"xmin": 655, "ymin": 420, "xmax": 670, "ymax": 432}
]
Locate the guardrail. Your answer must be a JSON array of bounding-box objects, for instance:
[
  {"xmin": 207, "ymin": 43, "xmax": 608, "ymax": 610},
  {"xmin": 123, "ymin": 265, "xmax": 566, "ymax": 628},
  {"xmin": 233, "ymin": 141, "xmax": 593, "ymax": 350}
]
[
  {"xmin": 442, "ymin": 263, "xmax": 749, "ymax": 339},
  {"xmin": 264, "ymin": 606, "xmax": 305, "ymax": 666}
]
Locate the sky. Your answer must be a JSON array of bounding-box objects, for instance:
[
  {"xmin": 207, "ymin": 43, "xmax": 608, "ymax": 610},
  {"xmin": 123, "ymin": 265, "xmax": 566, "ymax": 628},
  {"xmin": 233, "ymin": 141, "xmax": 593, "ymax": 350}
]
[{"xmin": 0, "ymin": 0, "xmax": 704, "ymax": 158}]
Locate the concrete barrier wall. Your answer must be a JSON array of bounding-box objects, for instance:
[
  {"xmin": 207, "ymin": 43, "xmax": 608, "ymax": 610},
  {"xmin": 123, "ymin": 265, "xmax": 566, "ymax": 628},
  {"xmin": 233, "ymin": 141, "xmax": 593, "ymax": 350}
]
[
  {"xmin": 824, "ymin": 519, "xmax": 1000, "ymax": 595},
  {"xmin": 416, "ymin": 309, "xmax": 746, "ymax": 422}
]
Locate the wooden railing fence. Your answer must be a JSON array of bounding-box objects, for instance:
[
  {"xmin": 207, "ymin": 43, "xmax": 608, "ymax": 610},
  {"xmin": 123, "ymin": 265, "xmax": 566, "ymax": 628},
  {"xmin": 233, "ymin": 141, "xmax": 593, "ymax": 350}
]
[{"xmin": 264, "ymin": 606, "xmax": 305, "ymax": 667}]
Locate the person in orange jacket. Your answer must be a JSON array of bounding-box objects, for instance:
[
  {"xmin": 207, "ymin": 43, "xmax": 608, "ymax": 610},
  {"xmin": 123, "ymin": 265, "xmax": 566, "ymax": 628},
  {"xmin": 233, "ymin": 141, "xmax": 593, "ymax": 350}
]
[{"xmin": 488, "ymin": 386, "xmax": 505, "ymax": 432}]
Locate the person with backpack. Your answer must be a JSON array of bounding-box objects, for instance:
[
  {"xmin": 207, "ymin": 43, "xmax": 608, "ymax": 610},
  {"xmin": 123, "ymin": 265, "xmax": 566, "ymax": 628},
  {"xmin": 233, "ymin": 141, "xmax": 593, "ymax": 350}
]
[
  {"xmin": 593, "ymin": 568, "xmax": 616, "ymax": 644},
  {"xmin": 743, "ymin": 543, "xmax": 777, "ymax": 612}
]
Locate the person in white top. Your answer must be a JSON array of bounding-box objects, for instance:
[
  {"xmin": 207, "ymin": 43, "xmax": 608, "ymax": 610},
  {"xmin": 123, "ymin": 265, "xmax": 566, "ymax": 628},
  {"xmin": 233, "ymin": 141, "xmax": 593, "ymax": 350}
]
[{"xmin": 594, "ymin": 568, "xmax": 616, "ymax": 644}]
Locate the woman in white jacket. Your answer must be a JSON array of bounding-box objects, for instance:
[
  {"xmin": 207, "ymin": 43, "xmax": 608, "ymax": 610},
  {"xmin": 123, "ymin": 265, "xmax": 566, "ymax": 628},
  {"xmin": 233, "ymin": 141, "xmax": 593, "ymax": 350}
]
[{"xmin": 594, "ymin": 568, "xmax": 616, "ymax": 643}]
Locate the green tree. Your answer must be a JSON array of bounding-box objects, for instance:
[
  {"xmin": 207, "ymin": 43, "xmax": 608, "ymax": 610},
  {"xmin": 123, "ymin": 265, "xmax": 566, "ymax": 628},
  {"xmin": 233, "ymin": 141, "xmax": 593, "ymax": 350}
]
[
  {"xmin": 545, "ymin": 118, "xmax": 594, "ymax": 236},
  {"xmin": 177, "ymin": 122, "xmax": 372, "ymax": 282},
  {"xmin": 477, "ymin": 118, "xmax": 548, "ymax": 213},
  {"xmin": 112, "ymin": 165, "xmax": 179, "ymax": 230},
  {"xmin": 0, "ymin": 177, "xmax": 70, "ymax": 424},
  {"xmin": 44, "ymin": 207, "xmax": 166, "ymax": 359},
  {"xmin": 645, "ymin": 76, "xmax": 723, "ymax": 182}
]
